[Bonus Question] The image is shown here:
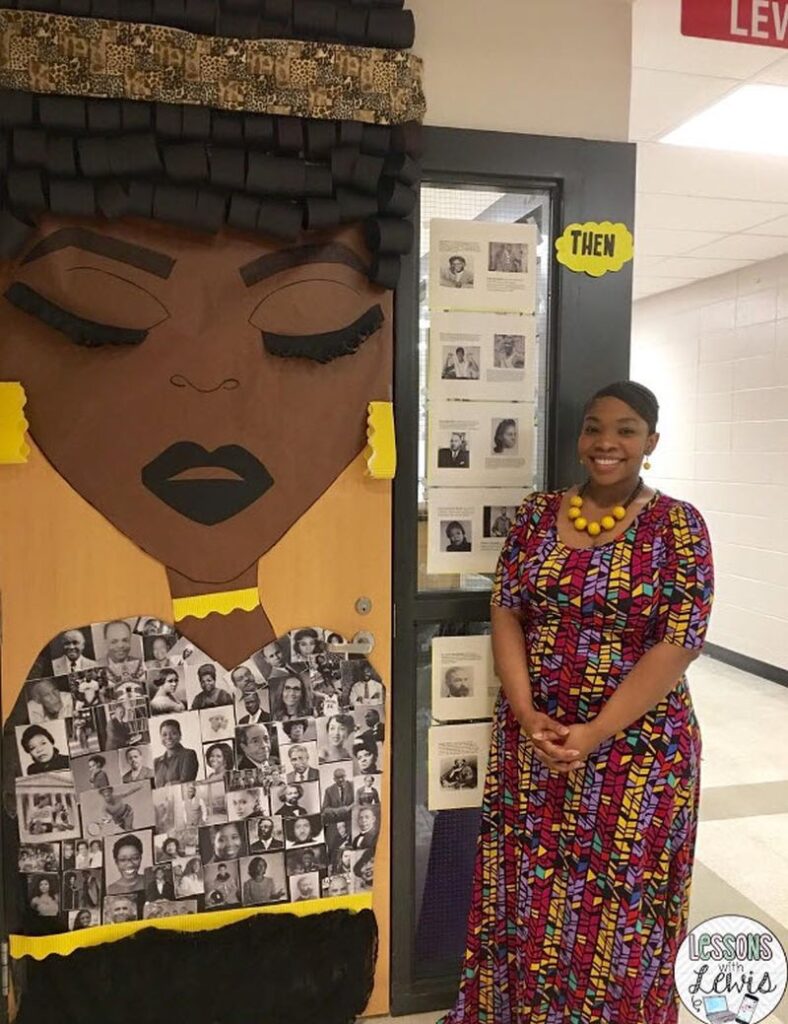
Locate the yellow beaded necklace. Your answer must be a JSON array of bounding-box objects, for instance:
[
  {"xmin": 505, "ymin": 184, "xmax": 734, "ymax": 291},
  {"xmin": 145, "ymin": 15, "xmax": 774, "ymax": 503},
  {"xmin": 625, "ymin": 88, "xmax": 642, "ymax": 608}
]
[{"xmin": 567, "ymin": 477, "xmax": 643, "ymax": 538}]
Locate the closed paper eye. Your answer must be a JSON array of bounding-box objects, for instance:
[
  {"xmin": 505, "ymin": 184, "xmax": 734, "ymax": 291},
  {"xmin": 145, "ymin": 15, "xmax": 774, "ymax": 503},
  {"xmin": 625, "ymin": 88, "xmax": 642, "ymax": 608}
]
[
  {"xmin": 4, "ymin": 282, "xmax": 149, "ymax": 347},
  {"xmin": 262, "ymin": 305, "xmax": 385, "ymax": 364}
]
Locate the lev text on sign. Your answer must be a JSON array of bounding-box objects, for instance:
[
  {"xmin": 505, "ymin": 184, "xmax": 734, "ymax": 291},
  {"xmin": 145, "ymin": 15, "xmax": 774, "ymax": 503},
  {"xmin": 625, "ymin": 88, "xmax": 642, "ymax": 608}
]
[{"xmin": 682, "ymin": 0, "xmax": 788, "ymax": 49}]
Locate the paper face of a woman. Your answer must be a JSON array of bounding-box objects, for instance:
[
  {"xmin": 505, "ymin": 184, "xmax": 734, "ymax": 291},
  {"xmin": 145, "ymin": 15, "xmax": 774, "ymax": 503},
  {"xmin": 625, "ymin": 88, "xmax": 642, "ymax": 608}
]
[{"xmin": 0, "ymin": 215, "xmax": 392, "ymax": 583}]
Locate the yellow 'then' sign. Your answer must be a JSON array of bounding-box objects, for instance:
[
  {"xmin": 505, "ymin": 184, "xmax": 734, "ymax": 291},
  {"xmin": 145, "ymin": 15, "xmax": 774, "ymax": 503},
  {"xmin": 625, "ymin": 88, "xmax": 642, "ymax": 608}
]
[{"xmin": 555, "ymin": 221, "xmax": 634, "ymax": 278}]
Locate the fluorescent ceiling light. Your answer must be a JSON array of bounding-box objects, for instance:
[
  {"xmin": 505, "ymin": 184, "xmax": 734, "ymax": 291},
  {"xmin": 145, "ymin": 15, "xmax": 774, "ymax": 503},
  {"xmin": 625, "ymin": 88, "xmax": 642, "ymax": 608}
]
[{"xmin": 661, "ymin": 84, "xmax": 788, "ymax": 157}]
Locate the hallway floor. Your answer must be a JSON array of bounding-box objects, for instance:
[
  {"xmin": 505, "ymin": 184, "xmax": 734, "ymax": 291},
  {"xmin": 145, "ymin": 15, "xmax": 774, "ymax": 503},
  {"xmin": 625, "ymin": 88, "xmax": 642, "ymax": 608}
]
[{"xmin": 376, "ymin": 654, "xmax": 788, "ymax": 1023}]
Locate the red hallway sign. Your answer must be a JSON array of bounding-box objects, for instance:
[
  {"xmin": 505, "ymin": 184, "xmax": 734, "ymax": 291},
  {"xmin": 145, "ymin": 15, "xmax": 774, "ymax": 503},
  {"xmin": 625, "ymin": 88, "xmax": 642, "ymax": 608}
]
[{"xmin": 682, "ymin": 0, "xmax": 788, "ymax": 48}]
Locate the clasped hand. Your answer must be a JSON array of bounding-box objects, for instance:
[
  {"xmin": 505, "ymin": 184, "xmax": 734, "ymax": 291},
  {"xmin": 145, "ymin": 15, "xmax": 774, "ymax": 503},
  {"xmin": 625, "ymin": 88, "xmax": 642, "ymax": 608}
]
[{"xmin": 519, "ymin": 710, "xmax": 600, "ymax": 774}]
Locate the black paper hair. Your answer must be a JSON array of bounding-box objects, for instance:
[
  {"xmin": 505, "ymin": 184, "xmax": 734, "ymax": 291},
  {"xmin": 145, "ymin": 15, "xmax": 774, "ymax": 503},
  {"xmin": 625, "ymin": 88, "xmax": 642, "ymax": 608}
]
[
  {"xmin": 584, "ymin": 380, "xmax": 660, "ymax": 434},
  {"xmin": 0, "ymin": 0, "xmax": 421, "ymax": 286}
]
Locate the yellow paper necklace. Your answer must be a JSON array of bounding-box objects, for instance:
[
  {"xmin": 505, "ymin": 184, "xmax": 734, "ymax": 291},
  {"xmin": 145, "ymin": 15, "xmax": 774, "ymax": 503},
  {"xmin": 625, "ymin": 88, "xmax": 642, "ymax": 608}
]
[{"xmin": 568, "ymin": 477, "xmax": 643, "ymax": 538}]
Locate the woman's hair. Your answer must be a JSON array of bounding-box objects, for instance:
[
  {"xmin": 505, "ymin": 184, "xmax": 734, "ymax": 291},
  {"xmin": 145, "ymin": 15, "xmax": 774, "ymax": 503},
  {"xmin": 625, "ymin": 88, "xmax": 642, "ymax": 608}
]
[
  {"xmin": 74, "ymin": 909, "xmax": 92, "ymax": 929},
  {"xmin": 88, "ymin": 755, "xmax": 106, "ymax": 768},
  {"xmin": 184, "ymin": 857, "xmax": 201, "ymax": 876},
  {"xmin": 272, "ymin": 675, "xmax": 312, "ymax": 719},
  {"xmin": 248, "ymin": 857, "xmax": 266, "ymax": 878},
  {"xmin": 163, "ymin": 837, "xmax": 182, "ymax": 855},
  {"xmin": 155, "ymin": 669, "xmax": 179, "ymax": 688},
  {"xmin": 293, "ymin": 628, "xmax": 319, "ymax": 651},
  {"xmin": 205, "ymin": 742, "xmax": 234, "ymax": 771},
  {"xmin": 327, "ymin": 714, "xmax": 355, "ymax": 736},
  {"xmin": 444, "ymin": 521, "xmax": 465, "ymax": 539},
  {"xmin": 113, "ymin": 833, "xmax": 143, "ymax": 861},
  {"xmin": 284, "ymin": 783, "xmax": 304, "ymax": 800},
  {"xmin": 493, "ymin": 418, "xmax": 517, "ymax": 453},
  {"xmin": 583, "ymin": 380, "xmax": 659, "ymax": 434},
  {"xmin": 21, "ymin": 724, "xmax": 55, "ymax": 751}
]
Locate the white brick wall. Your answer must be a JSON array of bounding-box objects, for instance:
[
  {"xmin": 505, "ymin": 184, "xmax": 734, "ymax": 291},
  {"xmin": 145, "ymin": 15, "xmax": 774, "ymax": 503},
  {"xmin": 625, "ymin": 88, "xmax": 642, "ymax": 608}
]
[{"xmin": 631, "ymin": 256, "xmax": 788, "ymax": 671}]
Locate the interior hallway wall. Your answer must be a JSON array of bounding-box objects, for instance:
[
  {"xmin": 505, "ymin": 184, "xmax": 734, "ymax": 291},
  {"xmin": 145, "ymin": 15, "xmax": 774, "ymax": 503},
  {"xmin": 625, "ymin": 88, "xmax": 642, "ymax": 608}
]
[
  {"xmin": 410, "ymin": 0, "xmax": 633, "ymax": 141},
  {"xmin": 632, "ymin": 259, "xmax": 788, "ymax": 671}
]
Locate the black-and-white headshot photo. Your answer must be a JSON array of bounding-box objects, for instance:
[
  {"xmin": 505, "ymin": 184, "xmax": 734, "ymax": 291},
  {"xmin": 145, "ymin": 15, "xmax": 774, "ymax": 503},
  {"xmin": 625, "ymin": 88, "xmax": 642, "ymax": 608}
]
[
  {"xmin": 147, "ymin": 667, "xmax": 188, "ymax": 715},
  {"xmin": 144, "ymin": 863, "xmax": 175, "ymax": 902},
  {"xmin": 235, "ymin": 722, "xmax": 279, "ymax": 772},
  {"xmin": 173, "ymin": 855, "xmax": 205, "ymax": 898},
  {"xmin": 69, "ymin": 908, "xmax": 100, "ymax": 930},
  {"xmin": 441, "ymin": 345, "xmax": 480, "ymax": 380},
  {"xmin": 284, "ymin": 814, "xmax": 325, "ymax": 849},
  {"xmin": 272, "ymin": 780, "xmax": 321, "ymax": 818},
  {"xmin": 199, "ymin": 820, "xmax": 247, "ymax": 864},
  {"xmin": 49, "ymin": 627, "xmax": 98, "ymax": 676},
  {"xmin": 154, "ymin": 829, "xmax": 198, "ymax": 864},
  {"xmin": 484, "ymin": 505, "xmax": 517, "ymax": 538},
  {"xmin": 120, "ymin": 744, "xmax": 155, "ymax": 784},
  {"xmin": 489, "ymin": 242, "xmax": 525, "ymax": 273},
  {"xmin": 437, "ymin": 431, "xmax": 470, "ymax": 469},
  {"xmin": 440, "ymin": 253, "xmax": 475, "ymax": 289},
  {"xmin": 290, "ymin": 871, "xmax": 321, "ymax": 902},
  {"xmin": 149, "ymin": 711, "xmax": 203, "ymax": 788},
  {"xmin": 493, "ymin": 334, "xmax": 526, "ymax": 370},
  {"xmin": 143, "ymin": 632, "xmax": 180, "ymax": 670},
  {"xmin": 199, "ymin": 706, "xmax": 236, "ymax": 743},
  {"xmin": 285, "ymin": 844, "xmax": 327, "ymax": 878},
  {"xmin": 26, "ymin": 677, "xmax": 74, "ymax": 725},
  {"xmin": 282, "ymin": 741, "xmax": 320, "ymax": 783},
  {"xmin": 186, "ymin": 661, "xmax": 235, "ymax": 712},
  {"xmin": 103, "ymin": 894, "xmax": 141, "ymax": 924},
  {"xmin": 351, "ymin": 805, "xmax": 380, "ymax": 850},
  {"xmin": 441, "ymin": 520, "xmax": 472, "ymax": 554},
  {"xmin": 91, "ymin": 619, "xmax": 145, "ymax": 690},
  {"xmin": 247, "ymin": 814, "xmax": 284, "ymax": 853},
  {"xmin": 226, "ymin": 786, "xmax": 268, "ymax": 822},
  {"xmin": 240, "ymin": 853, "xmax": 287, "ymax": 905},
  {"xmin": 355, "ymin": 774, "xmax": 381, "ymax": 806},
  {"xmin": 203, "ymin": 741, "xmax": 235, "ymax": 780},
  {"xmin": 316, "ymin": 714, "xmax": 356, "ymax": 764},
  {"xmin": 442, "ymin": 665, "xmax": 475, "ymax": 699},
  {"xmin": 15, "ymin": 721, "xmax": 71, "ymax": 777},
  {"xmin": 491, "ymin": 417, "xmax": 519, "ymax": 456},
  {"xmin": 25, "ymin": 873, "xmax": 60, "ymax": 919},
  {"xmin": 352, "ymin": 737, "xmax": 381, "ymax": 776},
  {"xmin": 104, "ymin": 830, "xmax": 153, "ymax": 895},
  {"xmin": 439, "ymin": 756, "xmax": 479, "ymax": 790},
  {"xmin": 143, "ymin": 898, "xmax": 197, "ymax": 919},
  {"xmin": 97, "ymin": 698, "xmax": 150, "ymax": 751},
  {"xmin": 352, "ymin": 849, "xmax": 375, "ymax": 892},
  {"xmin": 276, "ymin": 717, "xmax": 318, "ymax": 747}
]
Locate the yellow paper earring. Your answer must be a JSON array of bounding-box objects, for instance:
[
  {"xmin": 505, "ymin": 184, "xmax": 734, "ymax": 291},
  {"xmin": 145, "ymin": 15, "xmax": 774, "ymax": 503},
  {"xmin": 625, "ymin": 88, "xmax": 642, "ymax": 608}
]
[
  {"xmin": 0, "ymin": 382, "xmax": 30, "ymax": 464},
  {"xmin": 365, "ymin": 401, "xmax": 396, "ymax": 480}
]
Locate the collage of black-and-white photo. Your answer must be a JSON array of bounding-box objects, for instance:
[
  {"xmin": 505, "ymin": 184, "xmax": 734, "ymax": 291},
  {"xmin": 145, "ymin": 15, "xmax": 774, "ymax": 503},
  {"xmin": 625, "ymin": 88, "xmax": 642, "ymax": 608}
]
[{"xmin": 13, "ymin": 619, "xmax": 386, "ymax": 930}]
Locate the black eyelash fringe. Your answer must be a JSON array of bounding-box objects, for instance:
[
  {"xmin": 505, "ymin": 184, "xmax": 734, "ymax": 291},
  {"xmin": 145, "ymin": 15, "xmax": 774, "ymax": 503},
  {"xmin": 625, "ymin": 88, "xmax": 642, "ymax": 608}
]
[
  {"xmin": 1, "ymin": 0, "xmax": 413, "ymax": 49},
  {"xmin": 263, "ymin": 303, "xmax": 384, "ymax": 362},
  {"xmin": 13, "ymin": 908, "xmax": 379, "ymax": 1024},
  {"xmin": 4, "ymin": 282, "xmax": 148, "ymax": 347}
]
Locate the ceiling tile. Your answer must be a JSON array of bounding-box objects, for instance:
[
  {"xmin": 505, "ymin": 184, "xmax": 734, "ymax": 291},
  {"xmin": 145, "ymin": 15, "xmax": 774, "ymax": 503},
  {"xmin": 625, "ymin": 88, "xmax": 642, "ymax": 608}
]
[
  {"xmin": 684, "ymin": 235, "xmax": 788, "ymax": 261},
  {"xmin": 655, "ymin": 256, "xmax": 754, "ymax": 279},
  {"xmin": 634, "ymin": 254, "xmax": 668, "ymax": 274},
  {"xmin": 755, "ymin": 54, "xmax": 788, "ymax": 86},
  {"xmin": 637, "ymin": 143, "xmax": 788, "ymax": 203},
  {"xmin": 633, "ymin": 0, "xmax": 781, "ymax": 79},
  {"xmin": 633, "ymin": 276, "xmax": 698, "ymax": 299},
  {"xmin": 636, "ymin": 227, "xmax": 728, "ymax": 256},
  {"xmin": 636, "ymin": 193, "xmax": 788, "ymax": 233},
  {"xmin": 629, "ymin": 68, "xmax": 740, "ymax": 142}
]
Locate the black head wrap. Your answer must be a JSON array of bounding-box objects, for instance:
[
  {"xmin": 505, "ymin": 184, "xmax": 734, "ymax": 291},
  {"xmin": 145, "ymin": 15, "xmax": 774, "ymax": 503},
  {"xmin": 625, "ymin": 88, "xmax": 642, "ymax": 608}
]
[{"xmin": 583, "ymin": 380, "xmax": 659, "ymax": 434}]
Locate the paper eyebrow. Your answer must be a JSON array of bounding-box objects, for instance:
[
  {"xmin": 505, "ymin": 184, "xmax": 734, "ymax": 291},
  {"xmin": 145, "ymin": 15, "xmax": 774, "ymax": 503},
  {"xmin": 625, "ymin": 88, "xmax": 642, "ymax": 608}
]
[
  {"xmin": 21, "ymin": 228, "xmax": 175, "ymax": 279},
  {"xmin": 240, "ymin": 243, "xmax": 368, "ymax": 287}
]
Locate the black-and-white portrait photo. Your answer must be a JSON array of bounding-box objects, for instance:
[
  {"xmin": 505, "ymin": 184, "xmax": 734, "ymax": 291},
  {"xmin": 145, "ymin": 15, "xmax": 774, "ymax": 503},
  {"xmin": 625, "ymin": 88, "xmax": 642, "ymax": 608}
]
[
  {"xmin": 61, "ymin": 868, "xmax": 102, "ymax": 912},
  {"xmin": 284, "ymin": 814, "xmax": 324, "ymax": 849},
  {"xmin": 49, "ymin": 626, "xmax": 98, "ymax": 676},
  {"xmin": 143, "ymin": 632, "xmax": 180, "ymax": 670},
  {"xmin": 285, "ymin": 844, "xmax": 327, "ymax": 878},
  {"xmin": 276, "ymin": 717, "xmax": 318, "ymax": 747},
  {"xmin": 439, "ymin": 756, "xmax": 479, "ymax": 790},
  {"xmin": 437, "ymin": 431, "xmax": 470, "ymax": 469},
  {"xmin": 352, "ymin": 849, "xmax": 375, "ymax": 893},
  {"xmin": 493, "ymin": 334, "xmax": 526, "ymax": 370},
  {"xmin": 103, "ymin": 893, "xmax": 141, "ymax": 924},
  {"xmin": 226, "ymin": 786, "xmax": 268, "ymax": 822},
  {"xmin": 440, "ymin": 253, "xmax": 475, "ymax": 289},
  {"xmin": 25, "ymin": 873, "xmax": 60, "ymax": 919},
  {"xmin": 272, "ymin": 780, "xmax": 321, "ymax": 818},
  {"xmin": 66, "ymin": 707, "xmax": 101, "ymax": 758},
  {"xmin": 247, "ymin": 814, "xmax": 284, "ymax": 853},
  {"xmin": 143, "ymin": 898, "xmax": 197, "ymax": 919},
  {"xmin": 441, "ymin": 345, "xmax": 480, "ymax": 380},
  {"xmin": 69, "ymin": 908, "xmax": 100, "ymax": 930},
  {"xmin": 282, "ymin": 741, "xmax": 320, "ymax": 783},
  {"xmin": 240, "ymin": 853, "xmax": 287, "ymax": 905},
  {"xmin": 149, "ymin": 711, "xmax": 203, "ymax": 788},
  {"xmin": 316, "ymin": 714, "xmax": 356, "ymax": 764},
  {"xmin": 484, "ymin": 505, "xmax": 517, "ymax": 538},
  {"xmin": 71, "ymin": 752, "xmax": 119, "ymax": 792},
  {"xmin": 173, "ymin": 855, "xmax": 205, "ymax": 898},
  {"xmin": 91, "ymin": 619, "xmax": 146, "ymax": 691},
  {"xmin": 352, "ymin": 737, "xmax": 381, "ymax": 776},
  {"xmin": 351, "ymin": 805, "xmax": 379, "ymax": 850},
  {"xmin": 147, "ymin": 667, "xmax": 188, "ymax": 715},
  {"xmin": 203, "ymin": 740, "xmax": 235, "ymax": 780},
  {"xmin": 186, "ymin": 660, "xmax": 235, "ymax": 712},
  {"xmin": 235, "ymin": 722, "xmax": 280, "ymax": 773},
  {"xmin": 104, "ymin": 830, "xmax": 153, "ymax": 895},
  {"xmin": 199, "ymin": 706, "xmax": 236, "ymax": 743},
  {"xmin": 489, "ymin": 242, "xmax": 525, "ymax": 273},
  {"xmin": 491, "ymin": 418, "xmax": 519, "ymax": 456},
  {"xmin": 26, "ymin": 677, "xmax": 74, "ymax": 725},
  {"xmin": 144, "ymin": 863, "xmax": 175, "ymax": 902},
  {"xmin": 120, "ymin": 744, "xmax": 155, "ymax": 784},
  {"xmin": 154, "ymin": 829, "xmax": 198, "ymax": 864},
  {"xmin": 18, "ymin": 842, "xmax": 59, "ymax": 874},
  {"xmin": 290, "ymin": 871, "xmax": 321, "ymax": 902},
  {"xmin": 442, "ymin": 666, "xmax": 475, "ymax": 699},
  {"xmin": 16, "ymin": 720, "xmax": 70, "ymax": 776},
  {"xmin": 269, "ymin": 674, "xmax": 315, "ymax": 722},
  {"xmin": 199, "ymin": 820, "xmax": 247, "ymax": 864},
  {"xmin": 354, "ymin": 774, "xmax": 381, "ymax": 806},
  {"xmin": 441, "ymin": 520, "xmax": 473, "ymax": 554}
]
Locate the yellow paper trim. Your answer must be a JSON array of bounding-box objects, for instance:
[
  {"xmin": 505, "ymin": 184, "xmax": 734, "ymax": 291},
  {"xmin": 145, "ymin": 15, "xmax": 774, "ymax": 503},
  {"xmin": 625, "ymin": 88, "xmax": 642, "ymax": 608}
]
[
  {"xmin": 0, "ymin": 382, "xmax": 30, "ymax": 464},
  {"xmin": 555, "ymin": 221, "xmax": 634, "ymax": 278},
  {"xmin": 10, "ymin": 893, "xmax": 373, "ymax": 961},
  {"xmin": 172, "ymin": 587, "xmax": 260, "ymax": 621},
  {"xmin": 365, "ymin": 401, "xmax": 396, "ymax": 480}
]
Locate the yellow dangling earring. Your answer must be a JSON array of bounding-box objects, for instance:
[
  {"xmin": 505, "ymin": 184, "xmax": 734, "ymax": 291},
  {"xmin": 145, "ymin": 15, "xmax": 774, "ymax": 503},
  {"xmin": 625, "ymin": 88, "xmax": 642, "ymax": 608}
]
[
  {"xmin": 0, "ymin": 382, "xmax": 30, "ymax": 464},
  {"xmin": 644, "ymin": 454, "xmax": 652, "ymax": 471},
  {"xmin": 365, "ymin": 401, "xmax": 396, "ymax": 480}
]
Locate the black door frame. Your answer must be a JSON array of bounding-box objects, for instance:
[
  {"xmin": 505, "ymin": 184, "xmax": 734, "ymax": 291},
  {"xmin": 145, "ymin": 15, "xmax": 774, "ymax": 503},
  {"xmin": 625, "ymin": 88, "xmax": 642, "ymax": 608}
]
[{"xmin": 390, "ymin": 126, "xmax": 636, "ymax": 1016}]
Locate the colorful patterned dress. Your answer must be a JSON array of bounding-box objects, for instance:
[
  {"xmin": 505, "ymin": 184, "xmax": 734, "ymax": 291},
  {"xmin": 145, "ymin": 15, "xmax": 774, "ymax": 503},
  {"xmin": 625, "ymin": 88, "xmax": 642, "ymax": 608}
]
[{"xmin": 442, "ymin": 489, "xmax": 715, "ymax": 1024}]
